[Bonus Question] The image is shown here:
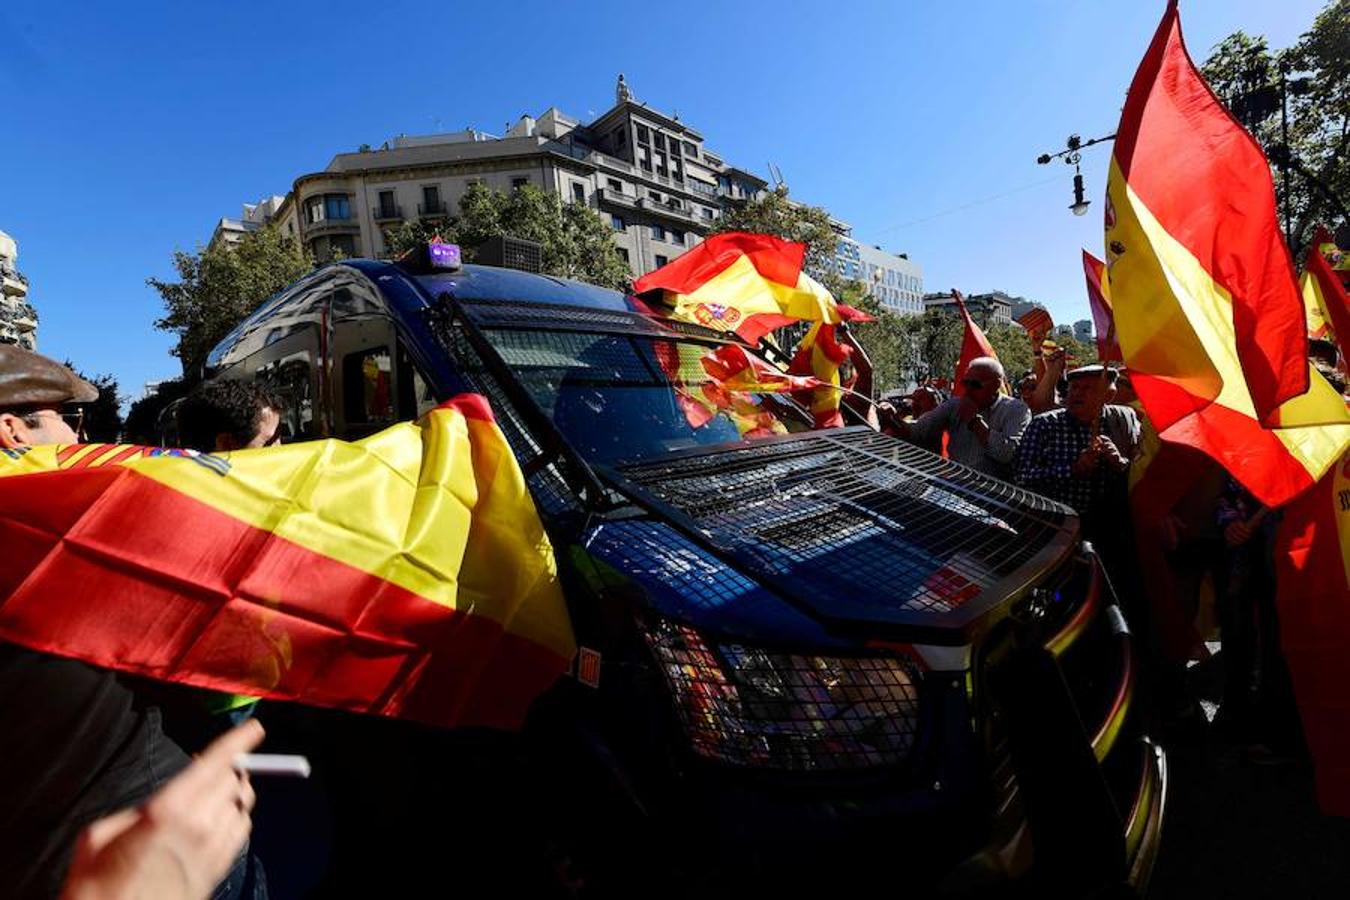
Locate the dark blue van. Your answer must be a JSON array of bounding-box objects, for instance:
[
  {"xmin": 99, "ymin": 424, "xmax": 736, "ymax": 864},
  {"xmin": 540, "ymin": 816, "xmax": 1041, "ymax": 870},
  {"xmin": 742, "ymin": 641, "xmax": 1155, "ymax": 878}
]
[{"xmin": 206, "ymin": 252, "xmax": 1165, "ymax": 896}]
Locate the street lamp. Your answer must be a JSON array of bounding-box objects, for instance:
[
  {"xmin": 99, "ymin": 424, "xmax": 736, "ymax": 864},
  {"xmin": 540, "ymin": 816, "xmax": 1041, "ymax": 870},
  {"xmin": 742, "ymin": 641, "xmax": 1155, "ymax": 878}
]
[{"xmin": 1037, "ymin": 132, "xmax": 1116, "ymax": 216}]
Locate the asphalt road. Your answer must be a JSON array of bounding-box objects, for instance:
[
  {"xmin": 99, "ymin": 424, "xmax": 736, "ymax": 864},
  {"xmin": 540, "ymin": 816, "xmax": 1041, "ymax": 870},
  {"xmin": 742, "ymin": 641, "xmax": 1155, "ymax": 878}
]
[{"xmin": 1147, "ymin": 658, "xmax": 1350, "ymax": 899}]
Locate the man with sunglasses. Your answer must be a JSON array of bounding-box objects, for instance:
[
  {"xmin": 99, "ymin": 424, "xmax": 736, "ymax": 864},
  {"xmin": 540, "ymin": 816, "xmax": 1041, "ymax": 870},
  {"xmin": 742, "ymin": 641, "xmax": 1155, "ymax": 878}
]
[{"xmin": 894, "ymin": 356, "xmax": 1031, "ymax": 480}]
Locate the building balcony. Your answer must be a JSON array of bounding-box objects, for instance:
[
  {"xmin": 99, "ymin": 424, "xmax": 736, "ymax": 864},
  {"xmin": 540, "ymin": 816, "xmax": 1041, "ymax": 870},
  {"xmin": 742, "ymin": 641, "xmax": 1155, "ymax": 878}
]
[
  {"xmin": 417, "ymin": 201, "xmax": 448, "ymax": 218},
  {"xmin": 596, "ymin": 187, "xmax": 639, "ymax": 209},
  {"xmin": 2, "ymin": 269, "xmax": 27, "ymax": 297},
  {"xmin": 303, "ymin": 216, "xmax": 360, "ymax": 237},
  {"xmin": 373, "ymin": 205, "xmax": 403, "ymax": 222},
  {"xmin": 638, "ymin": 197, "xmax": 695, "ymax": 223}
]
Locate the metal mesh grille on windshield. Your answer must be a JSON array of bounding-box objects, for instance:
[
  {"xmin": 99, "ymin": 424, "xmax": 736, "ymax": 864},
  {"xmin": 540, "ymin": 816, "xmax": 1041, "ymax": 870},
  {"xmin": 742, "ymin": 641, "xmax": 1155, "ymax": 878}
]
[{"xmin": 613, "ymin": 430, "xmax": 1072, "ymax": 625}]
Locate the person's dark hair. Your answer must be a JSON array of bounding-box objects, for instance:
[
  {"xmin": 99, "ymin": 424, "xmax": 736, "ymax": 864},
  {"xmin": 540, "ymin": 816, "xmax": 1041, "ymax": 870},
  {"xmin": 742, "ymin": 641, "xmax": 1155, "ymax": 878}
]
[{"xmin": 176, "ymin": 381, "xmax": 285, "ymax": 452}]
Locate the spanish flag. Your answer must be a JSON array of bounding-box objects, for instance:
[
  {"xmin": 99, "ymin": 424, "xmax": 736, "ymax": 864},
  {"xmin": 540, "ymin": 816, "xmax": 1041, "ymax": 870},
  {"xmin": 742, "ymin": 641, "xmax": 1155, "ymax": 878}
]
[
  {"xmin": 1302, "ymin": 227, "xmax": 1350, "ymax": 362},
  {"xmin": 788, "ymin": 322, "xmax": 851, "ymax": 429},
  {"xmin": 1276, "ymin": 451, "xmax": 1350, "ymax": 816},
  {"xmin": 633, "ymin": 232, "xmax": 839, "ymax": 343},
  {"xmin": 1105, "ymin": 1, "xmax": 1350, "ymax": 508},
  {"xmin": 0, "ymin": 396, "xmax": 575, "ymax": 731},
  {"xmin": 1082, "ymin": 250, "xmax": 1122, "ymax": 362}
]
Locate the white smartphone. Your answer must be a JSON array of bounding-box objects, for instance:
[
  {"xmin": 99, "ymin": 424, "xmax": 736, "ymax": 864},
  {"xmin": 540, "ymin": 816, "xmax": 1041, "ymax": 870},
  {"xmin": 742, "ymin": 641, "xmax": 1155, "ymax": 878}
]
[{"xmin": 233, "ymin": 753, "xmax": 312, "ymax": 778}]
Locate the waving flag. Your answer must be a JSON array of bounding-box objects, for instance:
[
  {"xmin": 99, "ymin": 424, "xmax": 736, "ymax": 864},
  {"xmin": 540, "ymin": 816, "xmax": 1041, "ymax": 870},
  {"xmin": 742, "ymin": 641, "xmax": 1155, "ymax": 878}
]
[
  {"xmin": 633, "ymin": 232, "xmax": 839, "ymax": 343},
  {"xmin": 1082, "ymin": 250, "xmax": 1122, "ymax": 362},
  {"xmin": 1016, "ymin": 306, "xmax": 1054, "ymax": 347},
  {"xmin": 953, "ymin": 291, "xmax": 1000, "ymax": 394},
  {"xmin": 701, "ymin": 343, "xmax": 821, "ymax": 394},
  {"xmin": 788, "ymin": 322, "xmax": 852, "ymax": 428},
  {"xmin": 1302, "ymin": 227, "xmax": 1350, "ymax": 361},
  {"xmin": 0, "ymin": 397, "xmax": 575, "ymax": 731},
  {"xmin": 1104, "ymin": 1, "xmax": 1350, "ymax": 507}
]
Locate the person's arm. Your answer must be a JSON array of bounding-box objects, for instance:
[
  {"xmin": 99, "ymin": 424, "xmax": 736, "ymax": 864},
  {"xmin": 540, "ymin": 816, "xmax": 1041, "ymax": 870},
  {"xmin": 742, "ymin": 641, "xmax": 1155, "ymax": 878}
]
[
  {"xmin": 901, "ymin": 398, "xmax": 954, "ymax": 444},
  {"xmin": 981, "ymin": 401, "xmax": 1033, "ymax": 465},
  {"xmin": 62, "ymin": 720, "xmax": 264, "ymax": 900},
  {"xmin": 1029, "ymin": 348, "xmax": 1065, "ymax": 413}
]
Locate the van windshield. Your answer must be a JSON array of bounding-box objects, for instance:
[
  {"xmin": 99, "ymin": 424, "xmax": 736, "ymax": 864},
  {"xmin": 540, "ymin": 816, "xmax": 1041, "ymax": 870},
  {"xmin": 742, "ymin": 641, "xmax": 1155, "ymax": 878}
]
[{"xmin": 481, "ymin": 328, "xmax": 816, "ymax": 465}]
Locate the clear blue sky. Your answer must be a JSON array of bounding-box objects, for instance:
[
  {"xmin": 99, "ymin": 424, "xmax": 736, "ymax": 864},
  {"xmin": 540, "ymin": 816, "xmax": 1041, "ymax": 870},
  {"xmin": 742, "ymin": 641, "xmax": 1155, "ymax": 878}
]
[{"xmin": 0, "ymin": 0, "xmax": 1325, "ymax": 401}]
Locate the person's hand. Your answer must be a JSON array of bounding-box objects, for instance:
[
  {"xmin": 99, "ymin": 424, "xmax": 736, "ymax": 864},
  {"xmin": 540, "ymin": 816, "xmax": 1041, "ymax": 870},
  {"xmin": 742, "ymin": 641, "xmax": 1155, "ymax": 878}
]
[
  {"xmin": 1092, "ymin": 435, "xmax": 1128, "ymax": 471},
  {"xmin": 955, "ymin": 395, "xmax": 979, "ymax": 424},
  {"xmin": 967, "ymin": 415, "xmax": 990, "ymax": 441},
  {"xmin": 1224, "ymin": 519, "xmax": 1254, "ymax": 548},
  {"xmin": 1072, "ymin": 447, "xmax": 1099, "ymax": 477},
  {"xmin": 1045, "ymin": 347, "xmax": 1067, "ymax": 378},
  {"xmin": 62, "ymin": 720, "xmax": 264, "ymax": 900}
]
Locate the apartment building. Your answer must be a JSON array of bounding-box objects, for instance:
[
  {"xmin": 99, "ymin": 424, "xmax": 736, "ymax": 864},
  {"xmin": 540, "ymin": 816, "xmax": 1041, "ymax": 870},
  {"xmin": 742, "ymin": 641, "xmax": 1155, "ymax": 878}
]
[
  {"xmin": 213, "ymin": 76, "xmax": 922, "ymax": 303},
  {"xmin": 0, "ymin": 229, "xmax": 37, "ymax": 350},
  {"xmin": 923, "ymin": 289, "xmax": 1013, "ymax": 326}
]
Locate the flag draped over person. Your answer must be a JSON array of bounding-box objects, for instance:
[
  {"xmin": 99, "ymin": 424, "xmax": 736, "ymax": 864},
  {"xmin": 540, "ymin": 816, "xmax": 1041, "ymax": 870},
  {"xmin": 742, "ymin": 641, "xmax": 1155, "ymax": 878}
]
[
  {"xmin": 1082, "ymin": 250, "xmax": 1122, "ymax": 362},
  {"xmin": 952, "ymin": 290, "xmax": 1000, "ymax": 394},
  {"xmin": 1302, "ymin": 226, "xmax": 1350, "ymax": 363},
  {"xmin": 1104, "ymin": 0, "xmax": 1350, "ymax": 508},
  {"xmin": 0, "ymin": 396, "xmax": 576, "ymax": 731},
  {"xmin": 633, "ymin": 231, "xmax": 839, "ymax": 344}
]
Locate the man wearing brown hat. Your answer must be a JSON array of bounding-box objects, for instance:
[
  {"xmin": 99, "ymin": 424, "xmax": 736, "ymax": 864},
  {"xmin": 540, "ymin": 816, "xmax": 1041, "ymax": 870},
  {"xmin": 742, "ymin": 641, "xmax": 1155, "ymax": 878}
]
[
  {"xmin": 0, "ymin": 344, "xmax": 200, "ymax": 896},
  {"xmin": 0, "ymin": 342, "xmax": 98, "ymax": 447}
]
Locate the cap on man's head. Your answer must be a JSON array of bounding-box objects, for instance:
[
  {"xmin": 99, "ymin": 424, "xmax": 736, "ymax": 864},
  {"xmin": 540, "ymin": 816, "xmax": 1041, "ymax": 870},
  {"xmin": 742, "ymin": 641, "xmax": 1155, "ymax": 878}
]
[
  {"xmin": 0, "ymin": 344, "xmax": 99, "ymax": 410},
  {"xmin": 1065, "ymin": 364, "xmax": 1119, "ymax": 384}
]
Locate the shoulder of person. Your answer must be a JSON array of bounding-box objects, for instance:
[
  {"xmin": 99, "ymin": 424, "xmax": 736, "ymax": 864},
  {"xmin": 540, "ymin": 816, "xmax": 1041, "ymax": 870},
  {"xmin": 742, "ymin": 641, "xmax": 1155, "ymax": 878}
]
[
  {"xmin": 1103, "ymin": 403, "xmax": 1140, "ymax": 424},
  {"xmin": 993, "ymin": 395, "xmax": 1031, "ymax": 416}
]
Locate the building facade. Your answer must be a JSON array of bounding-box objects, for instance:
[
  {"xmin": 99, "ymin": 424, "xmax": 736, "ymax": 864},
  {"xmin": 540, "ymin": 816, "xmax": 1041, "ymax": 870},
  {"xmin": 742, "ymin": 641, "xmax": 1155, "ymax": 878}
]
[
  {"xmin": 834, "ymin": 238, "xmax": 924, "ymax": 315},
  {"xmin": 1073, "ymin": 319, "xmax": 1094, "ymax": 344},
  {"xmin": 0, "ymin": 230, "xmax": 38, "ymax": 350},
  {"xmin": 215, "ymin": 77, "xmax": 922, "ymax": 304},
  {"xmin": 923, "ymin": 289, "xmax": 1012, "ymax": 327}
]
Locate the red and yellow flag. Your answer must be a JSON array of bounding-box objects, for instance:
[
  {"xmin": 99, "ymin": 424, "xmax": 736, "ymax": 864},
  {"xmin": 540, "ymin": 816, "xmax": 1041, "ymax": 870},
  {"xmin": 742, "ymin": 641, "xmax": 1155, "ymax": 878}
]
[
  {"xmin": 1104, "ymin": 1, "xmax": 1350, "ymax": 507},
  {"xmin": 1082, "ymin": 250, "xmax": 1122, "ymax": 362},
  {"xmin": 0, "ymin": 396, "xmax": 575, "ymax": 731},
  {"xmin": 788, "ymin": 322, "xmax": 852, "ymax": 429},
  {"xmin": 1302, "ymin": 226, "xmax": 1350, "ymax": 362},
  {"xmin": 633, "ymin": 232, "xmax": 839, "ymax": 344},
  {"xmin": 1276, "ymin": 451, "xmax": 1350, "ymax": 816},
  {"xmin": 1016, "ymin": 306, "xmax": 1054, "ymax": 347},
  {"xmin": 953, "ymin": 291, "xmax": 1000, "ymax": 394},
  {"xmin": 701, "ymin": 343, "xmax": 821, "ymax": 395}
]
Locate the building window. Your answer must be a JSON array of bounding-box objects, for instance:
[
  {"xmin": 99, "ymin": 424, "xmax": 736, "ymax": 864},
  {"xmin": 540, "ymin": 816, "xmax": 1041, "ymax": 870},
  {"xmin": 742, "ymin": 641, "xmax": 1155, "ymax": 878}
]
[
  {"xmin": 701, "ymin": 207, "xmax": 714, "ymax": 220},
  {"xmin": 654, "ymin": 132, "xmax": 667, "ymax": 151},
  {"xmin": 682, "ymin": 141, "xmax": 699, "ymax": 159},
  {"xmin": 611, "ymin": 214, "xmax": 625, "ymax": 231},
  {"xmin": 649, "ymin": 190, "xmax": 662, "ymax": 201},
  {"xmin": 324, "ymin": 195, "xmax": 350, "ymax": 221},
  {"xmin": 617, "ymin": 248, "xmax": 629, "ymax": 264},
  {"xmin": 655, "ymin": 254, "xmax": 669, "ymax": 268},
  {"xmin": 511, "ymin": 177, "xmax": 529, "ymax": 190},
  {"xmin": 571, "ymin": 182, "xmax": 585, "ymax": 204},
  {"xmin": 421, "ymin": 185, "xmax": 442, "ymax": 215},
  {"xmin": 671, "ymin": 162, "xmax": 682, "ymax": 181},
  {"xmin": 635, "ymin": 124, "xmax": 650, "ymax": 144},
  {"xmin": 607, "ymin": 177, "xmax": 622, "ymax": 191},
  {"xmin": 651, "ymin": 224, "xmax": 665, "ymax": 241},
  {"xmin": 376, "ymin": 190, "xmax": 397, "ymax": 219},
  {"xmin": 670, "ymin": 229, "xmax": 685, "ymax": 245}
]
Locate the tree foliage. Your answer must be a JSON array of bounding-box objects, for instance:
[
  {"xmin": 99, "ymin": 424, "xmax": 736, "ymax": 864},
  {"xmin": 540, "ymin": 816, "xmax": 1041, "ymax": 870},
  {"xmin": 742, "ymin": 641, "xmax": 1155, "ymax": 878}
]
[
  {"xmin": 1201, "ymin": 1, "xmax": 1350, "ymax": 249},
  {"xmin": 149, "ymin": 227, "xmax": 313, "ymax": 381},
  {"xmin": 383, "ymin": 183, "xmax": 632, "ymax": 291},
  {"xmin": 708, "ymin": 185, "xmax": 842, "ymax": 280},
  {"xmin": 64, "ymin": 365, "xmax": 123, "ymax": 441},
  {"xmin": 124, "ymin": 378, "xmax": 190, "ymax": 445}
]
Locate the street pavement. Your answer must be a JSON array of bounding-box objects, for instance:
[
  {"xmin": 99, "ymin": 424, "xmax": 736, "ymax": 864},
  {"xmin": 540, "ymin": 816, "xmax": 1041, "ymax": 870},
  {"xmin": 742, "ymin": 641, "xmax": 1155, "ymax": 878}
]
[{"xmin": 1148, "ymin": 655, "xmax": 1350, "ymax": 899}]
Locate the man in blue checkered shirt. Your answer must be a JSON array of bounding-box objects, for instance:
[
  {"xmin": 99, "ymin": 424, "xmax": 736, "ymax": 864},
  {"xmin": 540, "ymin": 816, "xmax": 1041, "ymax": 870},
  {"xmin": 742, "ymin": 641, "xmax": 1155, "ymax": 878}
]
[{"xmin": 1015, "ymin": 365, "xmax": 1140, "ymax": 522}]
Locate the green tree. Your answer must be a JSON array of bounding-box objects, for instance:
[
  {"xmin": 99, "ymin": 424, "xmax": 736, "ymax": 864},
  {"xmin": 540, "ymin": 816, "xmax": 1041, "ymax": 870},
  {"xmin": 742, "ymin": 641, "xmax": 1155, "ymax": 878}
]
[
  {"xmin": 984, "ymin": 323, "xmax": 1037, "ymax": 383},
  {"xmin": 124, "ymin": 378, "xmax": 190, "ymax": 445},
  {"xmin": 382, "ymin": 184, "xmax": 631, "ymax": 291},
  {"xmin": 149, "ymin": 226, "xmax": 313, "ymax": 380},
  {"xmin": 64, "ymin": 365, "xmax": 123, "ymax": 441},
  {"xmin": 1201, "ymin": 1, "xmax": 1350, "ymax": 249},
  {"xmin": 708, "ymin": 185, "xmax": 842, "ymax": 280}
]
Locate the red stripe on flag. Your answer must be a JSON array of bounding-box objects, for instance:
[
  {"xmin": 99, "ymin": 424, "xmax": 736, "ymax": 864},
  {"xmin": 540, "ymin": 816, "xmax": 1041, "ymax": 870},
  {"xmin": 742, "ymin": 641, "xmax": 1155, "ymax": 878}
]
[
  {"xmin": 1082, "ymin": 250, "xmax": 1122, "ymax": 362},
  {"xmin": 1114, "ymin": 1, "xmax": 1308, "ymax": 420},
  {"xmin": 1308, "ymin": 227, "xmax": 1350, "ymax": 365},
  {"xmin": 0, "ymin": 466, "xmax": 566, "ymax": 730},
  {"xmin": 632, "ymin": 232, "xmax": 806, "ymax": 297}
]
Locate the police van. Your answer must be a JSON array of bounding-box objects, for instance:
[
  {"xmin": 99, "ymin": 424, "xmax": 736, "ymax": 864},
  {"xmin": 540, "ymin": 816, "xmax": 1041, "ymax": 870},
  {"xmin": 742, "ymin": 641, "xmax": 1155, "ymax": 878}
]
[{"xmin": 206, "ymin": 244, "xmax": 1165, "ymax": 896}]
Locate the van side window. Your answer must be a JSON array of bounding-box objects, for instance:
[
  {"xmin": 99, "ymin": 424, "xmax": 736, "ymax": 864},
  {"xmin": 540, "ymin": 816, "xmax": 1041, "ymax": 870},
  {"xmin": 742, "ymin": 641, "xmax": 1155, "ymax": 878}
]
[{"xmin": 344, "ymin": 346, "xmax": 395, "ymax": 426}]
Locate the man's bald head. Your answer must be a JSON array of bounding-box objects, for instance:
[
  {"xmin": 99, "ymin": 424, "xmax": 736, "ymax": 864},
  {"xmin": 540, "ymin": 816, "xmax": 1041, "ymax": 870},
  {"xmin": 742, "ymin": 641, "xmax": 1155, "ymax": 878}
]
[{"xmin": 967, "ymin": 356, "xmax": 1005, "ymax": 382}]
